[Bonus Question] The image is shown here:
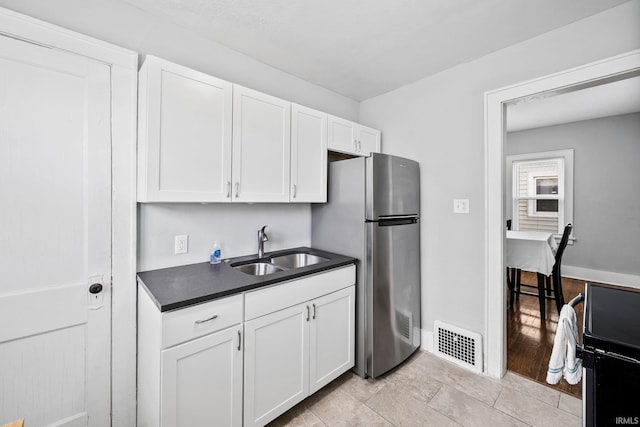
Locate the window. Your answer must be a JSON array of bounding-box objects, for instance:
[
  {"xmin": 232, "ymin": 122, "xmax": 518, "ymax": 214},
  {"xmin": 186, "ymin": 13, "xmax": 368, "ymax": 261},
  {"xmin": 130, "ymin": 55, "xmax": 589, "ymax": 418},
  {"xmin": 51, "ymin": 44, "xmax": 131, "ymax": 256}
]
[{"xmin": 506, "ymin": 149, "xmax": 573, "ymax": 237}]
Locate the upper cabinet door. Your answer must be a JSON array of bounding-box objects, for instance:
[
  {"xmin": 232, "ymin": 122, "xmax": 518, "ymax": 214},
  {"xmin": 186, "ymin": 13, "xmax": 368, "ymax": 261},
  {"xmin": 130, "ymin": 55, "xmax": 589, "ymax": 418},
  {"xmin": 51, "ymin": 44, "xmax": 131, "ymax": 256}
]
[
  {"xmin": 327, "ymin": 115, "xmax": 358, "ymax": 154},
  {"xmin": 232, "ymin": 86, "xmax": 291, "ymax": 202},
  {"xmin": 138, "ymin": 56, "xmax": 233, "ymax": 202},
  {"xmin": 358, "ymin": 125, "xmax": 381, "ymax": 157},
  {"xmin": 291, "ymin": 104, "xmax": 327, "ymax": 203},
  {"xmin": 328, "ymin": 115, "xmax": 381, "ymax": 157}
]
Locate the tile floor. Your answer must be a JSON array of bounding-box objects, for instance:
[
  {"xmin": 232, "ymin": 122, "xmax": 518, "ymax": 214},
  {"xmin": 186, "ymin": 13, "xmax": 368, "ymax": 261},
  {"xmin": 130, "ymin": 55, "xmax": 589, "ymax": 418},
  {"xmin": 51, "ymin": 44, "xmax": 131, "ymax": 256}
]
[{"xmin": 268, "ymin": 350, "xmax": 581, "ymax": 427}]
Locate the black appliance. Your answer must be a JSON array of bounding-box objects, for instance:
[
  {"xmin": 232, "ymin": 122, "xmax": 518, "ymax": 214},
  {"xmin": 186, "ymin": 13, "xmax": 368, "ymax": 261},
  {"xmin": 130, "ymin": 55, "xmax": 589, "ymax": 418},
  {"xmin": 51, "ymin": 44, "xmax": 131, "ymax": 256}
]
[{"xmin": 578, "ymin": 283, "xmax": 640, "ymax": 426}]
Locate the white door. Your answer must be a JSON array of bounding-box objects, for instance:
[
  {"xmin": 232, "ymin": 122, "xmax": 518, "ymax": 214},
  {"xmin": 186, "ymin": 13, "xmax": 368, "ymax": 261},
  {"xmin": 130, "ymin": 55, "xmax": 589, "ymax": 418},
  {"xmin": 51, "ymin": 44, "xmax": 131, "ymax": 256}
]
[
  {"xmin": 161, "ymin": 326, "xmax": 243, "ymax": 427},
  {"xmin": 290, "ymin": 104, "xmax": 327, "ymax": 203},
  {"xmin": 309, "ymin": 287, "xmax": 355, "ymax": 394},
  {"xmin": 327, "ymin": 115, "xmax": 358, "ymax": 155},
  {"xmin": 232, "ymin": 85, "xmax": 291, "ymax": 202},
  {"xmin": 358, "ymin": 126, "xmax": 381, "ymax": 157},
  {"xmin": 0, "ymin": 35, "xmax": 111, "ymax": 426},
  {"xmin": 137, "ymin": 56, "xmax": 233, "ymax": 203},
  {"xmin": 244, "ymin": 303, "xmax": 309, "ymax": 427}
]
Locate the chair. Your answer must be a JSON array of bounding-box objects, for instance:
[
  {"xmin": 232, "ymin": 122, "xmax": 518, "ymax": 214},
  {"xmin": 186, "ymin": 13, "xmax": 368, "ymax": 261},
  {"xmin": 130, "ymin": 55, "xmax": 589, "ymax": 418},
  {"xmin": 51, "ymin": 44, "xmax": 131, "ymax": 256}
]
[
  {"xmin": 546, "ymin": 223, "xmax": 573, "ymax": 312},
  {"xmin": 511, "ymin": 224, "xmax": 573, "ymax": 320},
  {"xmin": 506, "ymin": 220, "xmax": 519, "ymax": 308}
]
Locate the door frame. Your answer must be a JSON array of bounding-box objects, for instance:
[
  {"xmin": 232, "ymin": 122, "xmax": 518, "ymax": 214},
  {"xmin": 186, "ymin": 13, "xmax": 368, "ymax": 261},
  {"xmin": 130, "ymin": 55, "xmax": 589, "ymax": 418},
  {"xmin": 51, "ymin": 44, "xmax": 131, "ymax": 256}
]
[
  {"xmin": 0, "ymin": 7, "xmax": 138, "ymax": 424},
  {"xmin": 483, "ymin": 49, "xmax": 640, "ymax": 378}
]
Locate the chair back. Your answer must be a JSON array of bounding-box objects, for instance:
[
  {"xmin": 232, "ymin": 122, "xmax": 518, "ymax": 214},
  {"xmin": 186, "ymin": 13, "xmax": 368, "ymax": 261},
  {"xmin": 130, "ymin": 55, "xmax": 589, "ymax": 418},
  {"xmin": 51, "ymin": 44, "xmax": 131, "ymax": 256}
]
[{"xmin": 555, "ymin": 223, "xmax": 572, "ymax": 263}]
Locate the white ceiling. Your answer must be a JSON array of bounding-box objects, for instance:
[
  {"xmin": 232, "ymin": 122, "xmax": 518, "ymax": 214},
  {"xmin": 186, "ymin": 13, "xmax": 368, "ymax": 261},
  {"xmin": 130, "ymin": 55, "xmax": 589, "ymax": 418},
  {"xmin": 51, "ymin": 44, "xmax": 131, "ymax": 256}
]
[
  {"xmin": 120, "ymin": 0, "xmax": 630, "ymax": 101},
  {"xmin": 507, "ymin": 75, "xmax": 640, "ymax": 132}
]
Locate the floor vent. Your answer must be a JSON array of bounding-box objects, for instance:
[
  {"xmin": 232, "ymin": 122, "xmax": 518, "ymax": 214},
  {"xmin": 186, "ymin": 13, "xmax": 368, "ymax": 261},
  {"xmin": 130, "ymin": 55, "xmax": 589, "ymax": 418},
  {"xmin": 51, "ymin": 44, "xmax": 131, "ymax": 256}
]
[{"xmin": 434, "ymin": 321, "xmax": 483, "ymax": 373}]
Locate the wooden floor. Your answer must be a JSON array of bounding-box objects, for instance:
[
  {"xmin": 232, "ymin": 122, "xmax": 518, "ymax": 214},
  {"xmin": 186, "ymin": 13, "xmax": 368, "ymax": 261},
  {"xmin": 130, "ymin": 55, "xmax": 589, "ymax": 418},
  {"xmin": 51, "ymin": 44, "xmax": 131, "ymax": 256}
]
[{"xmin": 506, "ymin": 271, "xmax": 590, "ymax": 399}]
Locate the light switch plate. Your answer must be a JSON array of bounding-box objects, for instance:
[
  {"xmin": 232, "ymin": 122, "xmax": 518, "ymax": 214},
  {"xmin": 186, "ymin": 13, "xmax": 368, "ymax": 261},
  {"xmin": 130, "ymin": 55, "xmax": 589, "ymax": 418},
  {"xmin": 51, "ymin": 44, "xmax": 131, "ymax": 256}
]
[
  {"xmin": 453, "ymin": 199, "xmax": 470, "ymax": 214},
  {"xmin": 174, "ymin": 235, "xmax": 188, "ymax": 254}
]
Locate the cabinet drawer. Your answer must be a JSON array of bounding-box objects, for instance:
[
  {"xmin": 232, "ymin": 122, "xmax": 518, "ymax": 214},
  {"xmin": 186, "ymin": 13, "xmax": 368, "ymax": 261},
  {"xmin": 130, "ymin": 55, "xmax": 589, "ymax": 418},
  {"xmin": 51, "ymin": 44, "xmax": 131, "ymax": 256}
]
[
  {"xmin": 162, "ymin": 294, "xmax": 243, "ymax": 349},
  {"xmin": 245, "ymin": 265, "xmax": 355, "ymax": 321}
]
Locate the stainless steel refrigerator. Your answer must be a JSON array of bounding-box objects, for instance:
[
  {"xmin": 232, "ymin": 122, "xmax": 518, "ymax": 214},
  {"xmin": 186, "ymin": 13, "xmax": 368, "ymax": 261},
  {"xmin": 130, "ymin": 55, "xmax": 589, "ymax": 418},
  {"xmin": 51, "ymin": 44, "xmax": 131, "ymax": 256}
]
[{"xmin": 311, "ymin": 153, "xmax": 421, "ymax": 378}]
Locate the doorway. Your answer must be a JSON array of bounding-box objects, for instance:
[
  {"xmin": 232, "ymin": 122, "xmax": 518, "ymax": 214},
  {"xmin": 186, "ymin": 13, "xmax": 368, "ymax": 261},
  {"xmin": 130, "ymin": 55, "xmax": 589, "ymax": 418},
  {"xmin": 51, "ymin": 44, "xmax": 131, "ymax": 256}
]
[
  {"xmin": 503, "ymin": 72, "xmax": 640, "ymax": 395},
  {"xmin": 484, "ymin": 49, "xmax": 640, "ymax": 380}
]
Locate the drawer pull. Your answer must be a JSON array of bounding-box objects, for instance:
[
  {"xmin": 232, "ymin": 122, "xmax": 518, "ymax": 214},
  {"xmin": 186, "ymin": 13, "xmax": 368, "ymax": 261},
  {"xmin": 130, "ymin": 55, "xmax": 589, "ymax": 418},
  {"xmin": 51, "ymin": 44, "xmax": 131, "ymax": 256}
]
[
  {"xmin": 312, "ymin": 304, "xmax": 316, "ymax": 319},
  {"xmin": 194, "ymin": 314, "xmax": 218, "ymax": 324},
  {"xmin": 306, "ymin": 305, "xmax": 310, "ymax": 322},
  {"xmin": 237, "ymin": 330, "xmax": 241, "ymax": 351}
]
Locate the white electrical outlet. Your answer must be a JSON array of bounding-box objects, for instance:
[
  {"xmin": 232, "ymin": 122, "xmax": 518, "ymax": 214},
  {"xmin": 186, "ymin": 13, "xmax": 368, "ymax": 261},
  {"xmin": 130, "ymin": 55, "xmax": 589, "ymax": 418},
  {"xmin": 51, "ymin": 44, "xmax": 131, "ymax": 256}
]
[
  {"xmin": 453, "ymin": 199, "xmax": 470, "ymax": 214},
  {"xmin": 174, "ymin": 235, "xmax": 188, "ymax": 254}
]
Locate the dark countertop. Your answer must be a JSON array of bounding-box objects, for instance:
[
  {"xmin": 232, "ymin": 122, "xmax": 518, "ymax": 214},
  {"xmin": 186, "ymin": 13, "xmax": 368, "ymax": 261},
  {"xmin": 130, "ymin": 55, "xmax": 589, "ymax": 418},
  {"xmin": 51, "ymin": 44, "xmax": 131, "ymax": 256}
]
[{"xmin": 137, "ymin": 247, "xmax": 356, "ymax": 312}]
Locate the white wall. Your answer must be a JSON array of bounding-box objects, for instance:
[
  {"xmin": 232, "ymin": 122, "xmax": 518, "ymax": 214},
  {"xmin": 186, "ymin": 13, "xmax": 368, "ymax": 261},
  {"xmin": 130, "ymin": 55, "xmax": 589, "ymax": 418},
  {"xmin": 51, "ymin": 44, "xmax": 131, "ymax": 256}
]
[
  {"xmin": 360, "ymin": 1, "xmax": 640, "ymax": 343},
  {"xmin": 138, "ymin": 203, "xmax": 312, "ymax": 272}
]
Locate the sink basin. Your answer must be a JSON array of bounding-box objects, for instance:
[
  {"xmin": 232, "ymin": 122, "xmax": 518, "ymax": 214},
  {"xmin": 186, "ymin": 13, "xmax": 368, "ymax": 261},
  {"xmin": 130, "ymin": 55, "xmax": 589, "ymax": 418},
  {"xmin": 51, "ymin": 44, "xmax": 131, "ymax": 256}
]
[
  {"xmin": 270, "ymin": 253, "xmax": 329, "ymax": 269},
  {"xmin": 232, "ymin": 262, "xmax": 286, "ymax": 276}
]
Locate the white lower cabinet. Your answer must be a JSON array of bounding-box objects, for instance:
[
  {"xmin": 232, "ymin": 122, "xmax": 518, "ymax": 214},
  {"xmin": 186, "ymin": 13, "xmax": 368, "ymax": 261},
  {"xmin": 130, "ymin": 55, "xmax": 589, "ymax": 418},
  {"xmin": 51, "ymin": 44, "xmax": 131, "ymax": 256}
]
[
  {"xmin": 161, "ymin": 326, "xmax": 243, "ymax": 427},
  {"xmin": 309, "ymin": 287, "xmax": 355, "ymax": 394},
  {"xmin": 243, "ymin": 280, "xmax": 355, "ymax": 427},
  {"xmin": 138, "ymin": 264, "xmax": 355, "ymax": 427},
  {"xmin": 244, "ymin": 303, "xmax": 310, "ymax": 427},
  {"xmin": 137, "ymin": 289, "xmax": 244, "ymax": 427}
]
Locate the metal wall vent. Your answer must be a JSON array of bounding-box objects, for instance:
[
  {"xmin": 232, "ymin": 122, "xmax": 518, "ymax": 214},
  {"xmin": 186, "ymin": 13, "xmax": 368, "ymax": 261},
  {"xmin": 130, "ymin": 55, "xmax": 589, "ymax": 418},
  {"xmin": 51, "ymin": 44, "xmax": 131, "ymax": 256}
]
[{"xmin": 434, "ymin": 321, "xmax": 483, "ymax": 373}]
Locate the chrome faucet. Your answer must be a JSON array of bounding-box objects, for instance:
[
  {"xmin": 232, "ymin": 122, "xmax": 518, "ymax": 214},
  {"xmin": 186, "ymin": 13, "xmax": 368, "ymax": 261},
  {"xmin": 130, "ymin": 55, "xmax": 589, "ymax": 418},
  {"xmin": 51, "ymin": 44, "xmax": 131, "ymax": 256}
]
[{"xmin": 257, "ymin": 225, "xmax": 269, "ymax": 258}]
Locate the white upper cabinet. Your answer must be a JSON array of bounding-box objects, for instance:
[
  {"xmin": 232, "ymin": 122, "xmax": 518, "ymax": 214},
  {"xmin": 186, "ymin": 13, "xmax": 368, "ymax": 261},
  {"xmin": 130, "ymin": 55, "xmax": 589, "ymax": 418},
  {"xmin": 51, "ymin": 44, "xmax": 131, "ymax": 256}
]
[
  {"xmin": 138, "ymin": 56, "xmax": 233, "ymax": 202},
  {"xmin": 358, "ymin": 125, "xmax": 382, "ymax": 157},
  {"xmin": 232, "ymin": 86, "xmax": 291, "ymax": 203},
  {"xmin": 290, "ymin": 104, "xmax": 327, "ymax": 203},
  {"xmin": 327, "ymin": 115, "xmax": 381, "ymax": 157},
  {"xmin": 137, "ymin": 56, "xmax": 380, "ymax": 203}
]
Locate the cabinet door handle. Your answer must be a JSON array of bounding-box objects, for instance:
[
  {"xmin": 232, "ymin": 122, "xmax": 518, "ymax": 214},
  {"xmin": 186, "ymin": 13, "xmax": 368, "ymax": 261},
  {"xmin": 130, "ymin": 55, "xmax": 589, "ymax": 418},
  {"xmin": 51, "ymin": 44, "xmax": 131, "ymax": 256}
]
[
  {"xmin": 194, "ymin": 314, "xmax": 218, "ymax": 324},
  {"xmin": 237, "ymin": 330, "xmax": 241, "ymax": 351},
  {"xmin": 312, "ymin": 303, "xmax": 316, "ymax": 319},
  {"xmin": 235, "ymin": 182, "xmax": 239, "ymax": 198},
  {"xmin": 292, "ymin": 184, "xmax": 297, "ymax": 198},
  {"xmin": 306, "ymin": 305, "xmax": 310, "ymax": 322},
  {"xmin": 226, "ymin": 181, "xmax": 231, "ymax": 198},
  {"xmin": 358, "ymin": 140, "xmax": 362, "ymax": 152}
]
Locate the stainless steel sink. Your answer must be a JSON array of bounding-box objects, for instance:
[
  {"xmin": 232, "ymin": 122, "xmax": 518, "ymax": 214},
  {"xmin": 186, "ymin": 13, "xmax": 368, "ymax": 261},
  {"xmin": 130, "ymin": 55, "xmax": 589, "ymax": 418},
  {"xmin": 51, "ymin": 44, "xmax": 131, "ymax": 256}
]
[
  {"xmin": 270, "ymin": 253, "xmax": 329, "ymax": 269},
  {"xmin": 232, "ymin": 262, "xmax": 286, "ymax": 276}
]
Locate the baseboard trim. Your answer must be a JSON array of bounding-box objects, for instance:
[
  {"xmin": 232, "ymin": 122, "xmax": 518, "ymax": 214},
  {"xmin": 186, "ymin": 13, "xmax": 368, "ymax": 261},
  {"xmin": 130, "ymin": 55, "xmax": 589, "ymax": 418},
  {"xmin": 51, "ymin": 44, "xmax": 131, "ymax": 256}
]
[
  {"xmin": 563, "ymin": 265, "xmax": 640, "ymax": 289},
  {"xmin": 421, "ymin": 330, "xmax": 434, "ymax": 353}
]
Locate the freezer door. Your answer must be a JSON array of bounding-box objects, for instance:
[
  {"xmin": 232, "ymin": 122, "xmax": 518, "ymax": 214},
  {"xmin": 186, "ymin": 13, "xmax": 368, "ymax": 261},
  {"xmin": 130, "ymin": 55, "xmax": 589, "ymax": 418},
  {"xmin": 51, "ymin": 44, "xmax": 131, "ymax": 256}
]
[
  {"xmin": 366, "ymin": 218, "xmax": 421, "ymax": 378},
  {"xmin": 366, "ymin": 153, "xmax": 420, "ymax": 219}
]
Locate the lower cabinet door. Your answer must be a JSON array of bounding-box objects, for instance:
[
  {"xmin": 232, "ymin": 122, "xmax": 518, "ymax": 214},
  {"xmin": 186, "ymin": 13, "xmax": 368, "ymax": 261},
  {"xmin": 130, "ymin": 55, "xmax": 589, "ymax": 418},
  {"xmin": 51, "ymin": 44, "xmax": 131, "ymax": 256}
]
[
  {"xmin": 244, "ymin": 303, "xmax": 310, "ymax": 427},
  {"xmin": 161, "ymin": 325, "xmax": 243, "ymax": 427},
  {"xmin": 309, "ymin": 286, "xmax": 355, "ymax": 394}
]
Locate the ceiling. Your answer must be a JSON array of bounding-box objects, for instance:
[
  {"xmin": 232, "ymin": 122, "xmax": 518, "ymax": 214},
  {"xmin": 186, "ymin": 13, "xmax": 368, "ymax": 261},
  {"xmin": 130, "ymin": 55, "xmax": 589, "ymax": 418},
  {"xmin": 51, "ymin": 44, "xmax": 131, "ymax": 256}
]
[
  {"xmin": 507, "ymin": 75, "xmax": 640, "ymax": 132},
  {"xmin": 119, "ymin": 0, "xmax": 630, "ymax": 101}
]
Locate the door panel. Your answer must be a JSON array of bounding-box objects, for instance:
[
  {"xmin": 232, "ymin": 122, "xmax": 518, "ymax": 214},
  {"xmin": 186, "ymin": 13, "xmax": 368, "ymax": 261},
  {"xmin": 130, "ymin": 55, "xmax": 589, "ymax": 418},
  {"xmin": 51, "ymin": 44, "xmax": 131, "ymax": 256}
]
[
  {"xmin": 161, "ymin": 327, "xmax": 243, "ymax": 427},
  {"xmin": 290, "ymin": 104, "xmax": 327, "ymax": 202},
  {"xmin": 309, "ymin": 287, "xmax": 355, "ymax": 394},
  {"xmin": 367, "ymin": 220, "xmax": 421, "ymax": 378},
  {"xmin": 0, "ymin": 35, "xmax": 111, "ymax": 425},
  {"xmin": 232, "ymin": 86, "xmax": 291, "ymax": 202},
  {"xmin": 244, "ymin": 304, "xmax": 309, "ymax": 427}
]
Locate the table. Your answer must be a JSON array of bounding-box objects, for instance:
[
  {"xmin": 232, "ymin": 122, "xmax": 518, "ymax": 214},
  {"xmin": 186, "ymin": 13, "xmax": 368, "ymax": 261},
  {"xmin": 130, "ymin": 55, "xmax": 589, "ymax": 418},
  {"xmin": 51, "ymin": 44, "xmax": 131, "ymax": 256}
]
[
  {"xmin": 506, "ymin": 230, "xmax": 559, "ymax": 319},
  {"xmin": 506, "ymin": 230, "xmax": 558, "ymax": 276}
]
